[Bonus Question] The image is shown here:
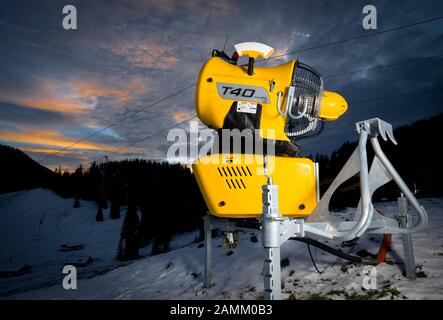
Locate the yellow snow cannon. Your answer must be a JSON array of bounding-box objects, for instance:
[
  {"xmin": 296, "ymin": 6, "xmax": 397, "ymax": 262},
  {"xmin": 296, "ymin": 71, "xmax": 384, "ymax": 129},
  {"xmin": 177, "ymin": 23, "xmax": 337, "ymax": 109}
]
[{"xmin": 192, "ymin": 42, "xmax": 348, "ymax": 218}]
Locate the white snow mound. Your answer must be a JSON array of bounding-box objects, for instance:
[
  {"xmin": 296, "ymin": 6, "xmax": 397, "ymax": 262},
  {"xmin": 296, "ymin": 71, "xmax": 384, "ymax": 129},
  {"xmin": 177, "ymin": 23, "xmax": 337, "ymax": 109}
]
[{"xmin": 1, "ymin": 189, "xmax": 443, "ymax": 300}]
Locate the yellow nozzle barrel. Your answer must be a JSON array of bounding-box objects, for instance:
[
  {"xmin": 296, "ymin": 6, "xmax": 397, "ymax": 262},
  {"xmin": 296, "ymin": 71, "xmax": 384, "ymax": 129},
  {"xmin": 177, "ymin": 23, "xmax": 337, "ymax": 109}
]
[{"xmin": 318, "ymin": 91, "xmax": 348, "ymax": 121}]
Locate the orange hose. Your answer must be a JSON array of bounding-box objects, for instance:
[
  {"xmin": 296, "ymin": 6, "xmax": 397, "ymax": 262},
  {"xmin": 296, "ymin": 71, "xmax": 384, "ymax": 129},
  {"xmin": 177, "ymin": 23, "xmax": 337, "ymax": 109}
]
[{"xmin": 375, "ymin": 234, "xmax": 392, "ymax": 263}]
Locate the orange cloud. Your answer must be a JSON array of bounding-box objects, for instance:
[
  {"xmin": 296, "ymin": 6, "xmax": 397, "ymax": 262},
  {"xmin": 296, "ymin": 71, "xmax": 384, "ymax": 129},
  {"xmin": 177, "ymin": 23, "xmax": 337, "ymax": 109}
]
[
  {"xmin": 5, "ymin": 96, "xmax": 86, "ymax": 114},
  {"xmin": 0, "ymin": 129, "xmax": 112, "ymax": 152},
  {"xmin": 22, "ymin": 147, "xmax": 94, "ymax": 168},
  {"xmin": 172, "ymin": 110, "xmax": 194, "ymax": 122},
  {"xmin": 127, "ymin": 77, "xmax": 146, "ymax": 94},
  {"xmin": 21, "ymin": 147, "xmax": 78, "ymax": 155},
  {"xmin": 73, "ymin": 82, "xmax": 131, "ymax": 102},
  {"xmin": 0, "ymin": 76, "xmax": 147, "ymax": 114},
  {"xmin": 110, "ymin": 43, "xmax": 178, "ymax": 70},
  {"xmin": 271, "ymin": 46, "xmax": 291, "ymax": 61}
]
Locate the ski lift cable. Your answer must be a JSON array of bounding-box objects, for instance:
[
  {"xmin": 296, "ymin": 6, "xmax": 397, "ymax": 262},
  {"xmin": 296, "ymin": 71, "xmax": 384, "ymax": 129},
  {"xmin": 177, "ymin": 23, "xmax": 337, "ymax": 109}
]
[
  {"xmin": 94, "ymin": 56, "xmax": 443, "ymax": 162},
  {"xmin": 348, "ymin": 88, "xmax": 443, "ymax": 104},
  {"xmin": 75, "ymin": 54, "xmax": 443, "ymax": 163},
  {"xmin": 324, "ymin": 53, "xmax": 443, "ymax": 79},
  {"xmin": 348, "ymin": 99, "xmax": 443, "ymax": 116},
  {"xmin": 36, "ymin": 17, "xmax": 443, "ymax": 165},
  {"xmin": 37, "ymin": 83, "xmax": 196, "ymax": 164},
  {"xmin": 104, "ymin": 88, "xmax": 443, "ymax": 157},
  {"xmin": 95, "ymin": 114, "xmax": 198, "ymax": 162},
  {"xmin": 68, "ymin": 71, "xmax": 442, "ymax": 165},
  {"xmin": 93, "ymin": 98, "xmax": 442, "ymax": 164},
  {"xmin": 84, "ymin": 90, "xmax": 442, "ymax": 164},
  {"xmin": 260, "ymin": 15, "xmax": 443, "ymax": 62}
]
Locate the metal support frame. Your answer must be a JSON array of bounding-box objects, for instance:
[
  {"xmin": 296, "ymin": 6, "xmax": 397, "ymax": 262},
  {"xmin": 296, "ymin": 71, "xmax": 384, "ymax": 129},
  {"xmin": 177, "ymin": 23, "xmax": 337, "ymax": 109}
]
[
  {"xmin": 201, "ymin": 118, "xmax": 427, "ymax": 300},
  {"xmin": 305, "ymin": 118, "xmax": 428, "ymax": 240},
  {"xmin": 202, "ymin": 184, "xmax": 305, "ymax": 300},
  {"xmin": 261, "ymin": 176, "xmax": 305, "ymax": 299},
  {"xmin": 261, "ymin": 177, "xmax": 282, "ymax": 300},
  {"xmin": 203, "ymin": 215, "xmax": 212, "ymax": 288},
  {"xmin": 398, "ymin": 195, "xmax": 417, "ymax": 280},
  {"xmin": 204, "ymin": 214, "xmax": 237, "ymax": 288},
  {"xmin": 263, "ymin": 247, "xmax": 281, "ymax": 300}
]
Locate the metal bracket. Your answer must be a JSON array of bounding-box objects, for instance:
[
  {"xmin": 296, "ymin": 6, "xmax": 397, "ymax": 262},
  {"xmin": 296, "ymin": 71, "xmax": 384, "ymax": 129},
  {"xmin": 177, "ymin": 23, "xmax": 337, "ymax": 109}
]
[
  {"xmin": 305, "ymin": 118, "xmax": 428, "ymax": 240},
  {"xmin": 356, "ymin": 118, "xmax": 397, "ymax": 145}
]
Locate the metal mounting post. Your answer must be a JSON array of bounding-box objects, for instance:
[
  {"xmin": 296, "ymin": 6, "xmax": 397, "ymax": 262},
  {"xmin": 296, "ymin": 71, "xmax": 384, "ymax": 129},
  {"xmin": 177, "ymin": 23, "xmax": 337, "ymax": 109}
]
[
  {"xmin": 203, "ymin": 214, "xmax": 238, "ymax": 289},
  {"xmin": 204, "ymin": 214, "xmax": 213, "ymax": 288},
  {"xmin": 263, "ymin": 245, "xmax": 281, "ymax": 300},
  {"xmin": 398, "ymin": 195, "xmax": 416, "ymax": 280},
  {"xmin": 262, "ymin": 156, "xmax": 282, "ymax": 300},
  {"xmin": 262, "ymin": 183, "xmax": 282, "ymax": 300}
]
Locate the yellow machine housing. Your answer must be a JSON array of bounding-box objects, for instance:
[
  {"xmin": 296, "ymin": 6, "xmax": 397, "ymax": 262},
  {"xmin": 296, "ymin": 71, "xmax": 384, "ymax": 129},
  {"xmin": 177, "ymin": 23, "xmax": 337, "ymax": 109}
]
[
  {"xmin": 193, "ymin": 42, "xmax": 349, "ymax": 219},
  {"xmin": 196, "ymin": 57, "xmax": 295, "ymax": 141},
  {"xmin": 192, "ymin": 154, "xmax": 317, "ymax": 218},
  {"xmin": 195, "ymin": 56, "xmax": 348, "ymax": 142}
]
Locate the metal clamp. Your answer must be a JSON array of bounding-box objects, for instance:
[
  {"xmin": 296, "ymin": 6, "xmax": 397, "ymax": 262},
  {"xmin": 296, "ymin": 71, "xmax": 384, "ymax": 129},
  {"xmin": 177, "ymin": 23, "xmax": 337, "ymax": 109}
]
[
  {"xmin": 356, "ymin": 118, "xmax": 397, "ymax": 145},
  {"xmin": 276, "ymin": 91, "xmax": 286, "ymax": 116},
  {"xmin": 288, "ymin": 95, "xmax": 308, "ymax": 119}
]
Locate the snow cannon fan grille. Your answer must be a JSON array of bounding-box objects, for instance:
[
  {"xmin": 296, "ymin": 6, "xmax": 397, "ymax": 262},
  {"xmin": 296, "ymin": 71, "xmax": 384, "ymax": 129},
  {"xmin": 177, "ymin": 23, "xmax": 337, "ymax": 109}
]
[{"xmin": 285, "ymin": 61, "xmax": 324, "ymax": 140}]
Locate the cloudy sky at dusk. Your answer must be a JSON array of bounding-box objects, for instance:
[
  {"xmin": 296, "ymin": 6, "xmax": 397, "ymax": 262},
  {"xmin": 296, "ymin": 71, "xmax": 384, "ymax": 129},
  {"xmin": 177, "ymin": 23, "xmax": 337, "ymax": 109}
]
[{"xmin": 0, "ymin": 0, "xmax": 442, "ymax": 170}]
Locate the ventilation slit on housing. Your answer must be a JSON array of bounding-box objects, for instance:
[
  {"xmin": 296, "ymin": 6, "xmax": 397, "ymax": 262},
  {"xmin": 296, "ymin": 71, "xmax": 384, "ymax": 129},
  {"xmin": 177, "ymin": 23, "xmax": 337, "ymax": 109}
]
[
  {"xmin": 225, "ymin": 179, "xmax": 232, "ymax": 189},
  {"xmin": 231, "ymin": 166, "xmax": 237, "ymax": 176},
  {"xmin": 226, "ymin": 166, "xmax": 233, "ymax": 177},
  {"xmin": 241, "ymin": 166, "xmax": 248, "ymax": 176},
  {"xmin": 236, "ymin": 166, "xmax": 243, "ymax": 176},
  {"xmin": 234, "ymin": 179, "xmax": 242, "ymax": 189},
  {"xmin": 230, "ymin": 179, "xmax": 237, "ymax": 189},
  {"xmin": 240, "ymin": 179, "xmax": 246, "ymax": 189},
  {"xmin": 221, "ymin": 167, "xmax": 228, "ymax": 177},
  {"xmin": 246, "ymin": 166, "xmax": 252, "ymax": 176},
  {"xmin": 217, "ymin": 167, "xmax": 223, "ymax": 177}
]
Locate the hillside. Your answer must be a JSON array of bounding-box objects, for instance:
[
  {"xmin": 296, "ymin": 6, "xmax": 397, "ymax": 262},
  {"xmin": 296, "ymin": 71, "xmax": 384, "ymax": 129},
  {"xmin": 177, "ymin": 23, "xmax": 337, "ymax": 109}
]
[
  {"xmin": 1, "ymin": 114, "xmax": 442, "ymax": 300},
  {"xmin": 0, "ymin": 145, "xmax": 56, "ymax": 194},
  {"xmin": 1, "ymin": 189, "xmax": 443, "ymax": 300}
]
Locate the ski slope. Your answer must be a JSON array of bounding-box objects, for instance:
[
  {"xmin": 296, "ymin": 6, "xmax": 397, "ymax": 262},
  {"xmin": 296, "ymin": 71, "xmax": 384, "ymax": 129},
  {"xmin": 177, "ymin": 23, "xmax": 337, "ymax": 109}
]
[{"xmin": 1, "ymin": 189, "xmax": 443, "ymax": 300}]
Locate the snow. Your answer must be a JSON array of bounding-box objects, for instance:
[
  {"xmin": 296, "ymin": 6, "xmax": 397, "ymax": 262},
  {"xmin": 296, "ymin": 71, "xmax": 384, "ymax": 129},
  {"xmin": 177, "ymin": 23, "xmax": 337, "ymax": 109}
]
[
  {"xmin": 0, "ymin": 189, "xmax": 124, "ymax": 296},
  {"xmin": 1, "ymin": 189, "xmax": 443, "ymax": 300}
]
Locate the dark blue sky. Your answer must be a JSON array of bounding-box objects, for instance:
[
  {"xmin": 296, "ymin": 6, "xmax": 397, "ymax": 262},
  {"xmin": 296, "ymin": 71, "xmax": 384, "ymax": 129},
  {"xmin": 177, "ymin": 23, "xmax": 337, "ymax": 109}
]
[{"xmin": 0, "ymin": 0, "xmax": 442, "ymax": 169}]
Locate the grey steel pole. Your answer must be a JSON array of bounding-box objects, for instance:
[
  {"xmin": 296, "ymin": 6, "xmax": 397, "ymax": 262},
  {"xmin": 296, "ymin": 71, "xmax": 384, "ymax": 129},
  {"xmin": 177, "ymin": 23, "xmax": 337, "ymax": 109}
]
[
  {"xmin": 262, "ymin": 156, "xmax": 282, "ymax": 300},
  {"xmin": 370, "ymin": 137, "xmax": 428, "ymax": 233},
  {"xmin": 314, "ymin": 162, "xmax": 320, "ymax": 204},
  {"xmin": 398, "ymin": 195, "xmax": 417, "ymax": 280},
  {"xmin": 204, "ymin": 214, "xmax": 213, "ymax": 288}
]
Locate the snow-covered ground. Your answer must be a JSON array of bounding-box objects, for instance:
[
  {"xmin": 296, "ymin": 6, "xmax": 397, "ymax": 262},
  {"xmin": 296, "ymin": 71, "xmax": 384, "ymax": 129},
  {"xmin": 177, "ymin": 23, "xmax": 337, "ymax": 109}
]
[{"xmin": 1, "ymin": 189, "xmax": 442, "ymax": 300}]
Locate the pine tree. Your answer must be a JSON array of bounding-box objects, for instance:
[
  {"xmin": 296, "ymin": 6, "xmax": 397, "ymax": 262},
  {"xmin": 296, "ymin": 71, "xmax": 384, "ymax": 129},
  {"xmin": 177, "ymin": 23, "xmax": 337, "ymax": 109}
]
[
  {"xmin": 109, "ymin": 172, "xmax": 121, "ymax": 219},
  {"xmin": 116, "ymin": 199, "xmax": 140, "ymax": 261},
  {"xmin": 73, "ymin": 197, "xmax": 80, "ymax": 208},
  {"xmin": 73, "ymin": 165, "xmax": 83, "ymax": 208},
  {"xmin": 110, "ymin": 199, "xmax": 120, "ymax": 219},
  {"xmin": 96, "ymin": 206, "xmax": 104, "ymax": 222}
]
